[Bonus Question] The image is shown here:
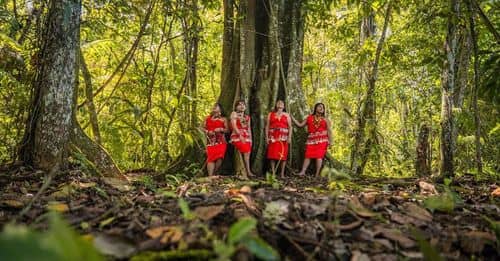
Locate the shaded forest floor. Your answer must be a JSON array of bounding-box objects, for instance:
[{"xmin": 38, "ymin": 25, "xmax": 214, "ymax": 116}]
[{"xmin": 1, "ymin": 166, "xmax": 499, "ymax": 260}]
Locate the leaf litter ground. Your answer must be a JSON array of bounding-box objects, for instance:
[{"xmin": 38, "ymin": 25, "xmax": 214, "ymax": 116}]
[{"xmin": 0, "ymin": 166, "xmax": 498, "ymax": 260}]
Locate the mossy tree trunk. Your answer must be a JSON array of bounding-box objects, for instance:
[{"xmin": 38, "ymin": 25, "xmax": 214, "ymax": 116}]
[{"xmin": 19, "ymin": 0, "xmax": 121, "ymax": 177}]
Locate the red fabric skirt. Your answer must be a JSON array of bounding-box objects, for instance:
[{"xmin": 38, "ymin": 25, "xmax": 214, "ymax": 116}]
[
  {"xmin": 233, "ymin": 142, "xmax": 252, "ymax": 153},
  {"xmin": 305, "ymin": 143, "xmax": 328, "ymax": 159},
  {"xmin": 206, "ymin": 143, "xmax": 227, "ymax": 162},
  {"xmin": 267, "ymin": 141, "xmax": 288, "ymax": 160}
]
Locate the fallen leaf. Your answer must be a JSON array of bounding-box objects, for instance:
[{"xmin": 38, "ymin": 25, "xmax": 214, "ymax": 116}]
[
  {"xmin": 193, "ymin": 205, "xmax": 225, "ymax": 221},
  {"xmin": 283, "ymin": 186, "xmax": 297, "ymax": 192},
  {"xmin": 491, "ymin": 187, "xmax": 500, "ymax": 197},
  {"xmin": 400, "ymin": 251, "xmax": 423, "ymax": 259},
  {"xmin": 372, "ymin": 254, "xmax": 398, "ymax": 261},
  {"xmin": 350, "ymin": 250, "xmax": 370, "ymax": 261},
  {"xmin": 145, "ymin": 226, "xmax": 183, "ymax": 244},
  {"xmin": 1, "ymin": 200, "xmax": 24, "ymax": 209},
  {"xmin": 348, "ymin": 197, "xmax": 377, "ymax": 218},
  {"xmin": 360, "ymin": 192, "xmax": 378, "ymax": 206},
  {"xmin": 99, "ymin": 217, "xmax": 115, "ymax": 228},
  {"xmin": 93, "ymin": 233, "xmax": 136, "ymax": 259},
  {"xmin": 403, "ymin": 202, "xmax": 433, "ymax": 223},
  {"xmin": 78, "ymin": 182, "xmax": 97, "ymax": 188},
  {"xmin": 176, "ymin": 183, "xmax": 191, "ymax": 197},
  {"xmin": 103, "ymin": 177, "xmax": 131, "ymax": 192},
  {"xmin": 374, "ymin": 226, "xmax": 416, "ymax": 249},
  {"xmin": 374, "ymin": 238, "xmax": 394, "ymax": 250},
  {"xmin": 240, "ymin": 185, "xmax": 252, "ymax": 193},
  {"xmin": 460, "ymin": 231, "xmax": 496, "ymax": 254},
  {"xmin": 47, "ymin": 202, "xmax": 69, "ymax": 213},
  {"xmin": 418, "ymin": 181, "xmax": 438, "ymax": 195},
  {"xmin": 225, "ymin": 189, "xmax": 259, "ymax": 214}
]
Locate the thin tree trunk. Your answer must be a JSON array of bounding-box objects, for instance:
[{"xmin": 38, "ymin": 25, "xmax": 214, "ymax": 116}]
[
  {"xmin": 78, "ymin": 0, "xmax": 156, "ymax": 108},
  {"xmin": 353, "ymin": 2, "xmax": 392, "ymax": 175},
  {"xmin": 350, "ymin": 6, "xmax": 375, "ymax": 174},
  {"xmin": 79, "ymin": 48, "xmax": 101, "ymax": 144},
  {"xmin": 468, "ymin": 0, "xmax": 483, "ymax": 174},
  {"xmin": 471, "ymin": 0, "xmax": 500, "ymax": 44},
  {"xmin": 416, "ymin": 123, "xmax": 431, "ymax": 177},
  {"xmin": 440, "ymin": 0, "xmax": 460, "ymax": 180}
]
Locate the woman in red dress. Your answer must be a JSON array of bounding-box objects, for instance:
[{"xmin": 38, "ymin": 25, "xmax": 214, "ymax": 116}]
[
  {"xmin": 265, "ymin": 100, "xmax": 292, "ymax": 178},
  {"xmin": 203, "ymin": 103, "xmax": 228, "ymax": 176},
  {"xmin": 293, "ymin": 103, "xmax": 332, "ymax": 177},
  {"xmin": 230, "ymin": 100, "xmax": 254, "ymax": 177}
]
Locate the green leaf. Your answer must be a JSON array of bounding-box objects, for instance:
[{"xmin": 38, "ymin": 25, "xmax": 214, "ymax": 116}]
[
  {"xmin": 0, "ymin": 212, "xmax": 103, "ymax": 261},
  {"xmin": 423, "ymin": 191, "xmax": 455, "ymax": 213},
  {"xmin": 212, "ymin": 239, "xmax": 235, "ymax": 260},
  {"xmin": 45, "ymin": 212, "xmax": 103, "ymax": 261},
  {"xmin": 178, "ymin": 198, "xmax": 195, "ymax": 220},
  {"xmin": 0, "ymin": 225, "xmax": 58, "ymax": 261},
  {"xmin": 228, "ymin": 217, "xmax": 257, "ymax": 245},
  {"xmin": 242, "ymin": 236, "xmax": 279, "ymax": 261}
]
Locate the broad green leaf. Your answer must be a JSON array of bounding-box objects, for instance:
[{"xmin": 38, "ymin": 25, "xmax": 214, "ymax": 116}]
[
  {"xmin": 178, "ymin": 198, "xmax": 195, "ymax": 220},
  {"xmin": 228, "ymin": 217, "xmax": 257, "ymax": 245},
  {"xmin": 242, "ymin": 236, "xmax": 279, "ymax": 261}
]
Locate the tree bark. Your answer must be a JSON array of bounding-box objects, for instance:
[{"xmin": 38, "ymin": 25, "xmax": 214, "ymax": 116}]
[
  {"xmin": 468, "ymin": 0, "xmax": 483, "ymax": 174},
  {"xmin": 18, "ymin": 0, "xmax": 122, "ymax": 177},
  {"xmin": 218, "ymin": 0, "xmax": 308, "ymax": 175},
  {"xmin": 440, "ymin": 0, "xmax": 460, "ymax": 180},
  {"xmin": 416, "ymin": 123, "xmax": 431, "ymax": 177},
  {"xmin": 18, "ymin": 0, "xmax": 81, "ymax": 172}
]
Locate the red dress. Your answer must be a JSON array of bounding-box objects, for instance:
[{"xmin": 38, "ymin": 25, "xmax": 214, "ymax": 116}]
[
  {"xmin": 266, "ymin": 112, "xmax": 289, "ymax": 160},
  {"xmin": 205, "ymin": 116, "xmax": 227, "ymax": 162},
  {"xmin": 304, "ymin": 115, "xmax": 329, "ymax": 159},
  {"xmin": 230, "ymin": 114, "xmax": 252, "ymax": 153}
]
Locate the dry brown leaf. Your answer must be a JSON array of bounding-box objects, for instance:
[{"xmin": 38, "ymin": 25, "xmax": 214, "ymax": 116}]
[
  {"xmin": 193, "ymin": 205, "xmax": 225, "ymax": 221},
  {"xmin": 176, "ymin": 183, "xmax": 191, "ymax": 197},
  {"xmin": 491, "ymin": 187, "xmax": 500, "ymax": 197},
  {"xmin": 350, "ymin": 250, "xmax": 370, "ymax": 261},
  {"xmin": 418, "ymin": 181, "xmax": 438, "ymax": 195},
  {"xmin": 460, "ymin": 231, "xmax": 496, "ymax": 254},
  {"xmin": 239, "ymin": 185, "xmax": 252, "ymax": 193},
  {"xmin": 374, "ymin": 226, "xmax": 416, "ymax": 249},
  {"xmin": 145, "ymin": 226, "xmax": 183, "ymax": 244},
  {"xmin": 360, "ymin": 191, "xmax": 378, "ymax": 206},
  {"xmin": 403, "ymin": 202, "xmax": 433, "ymax": 222},
  {"xmin": 103, "ymin": 177, "xmax": 131, "ymax": 192},
  {"xmin": 78, "ymin": 182, "xmax": 97, "ymax": 188},
  {"xmin": 47, "ymin": 202, "xmax": 69, "ymax": 212},
  {"xmin": 348, "ymin": 196, "xmax": 377, "ymax": 218},
  {"xmin": 1, "ymin": 199, "xmax": 24, "ymax": 208}
]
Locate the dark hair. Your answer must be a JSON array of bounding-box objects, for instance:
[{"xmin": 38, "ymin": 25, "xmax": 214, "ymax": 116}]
[
  {"xmin": 273, "ymin": 100, "xmax": 286, "ymax": 112},
  {"xmin": 213, "ymin": 102, "xmax": 225, "ymax": 117},
  {"xmin": 234, "ymin": 99, "xmax": 246, "ymax": 111},
  {"xmin": 312, "ymin": 103, "xmax": 325, "ymax": 116}
]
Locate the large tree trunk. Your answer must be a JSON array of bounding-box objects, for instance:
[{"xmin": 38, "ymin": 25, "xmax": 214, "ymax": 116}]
[
  {"xmin": 218, "ymin": 0, "xmax": 308, "ymax": 175},
  {"xmin": 439, "ymin": 0, "xmax": 460, "ymax": 180},
  {"xmin": 18, "ymin": 0, "xmax": 81, "ymax": 172},
  {"xmin": 18, "ymin": 0, "xmax": 122, "ymax": 177}
]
